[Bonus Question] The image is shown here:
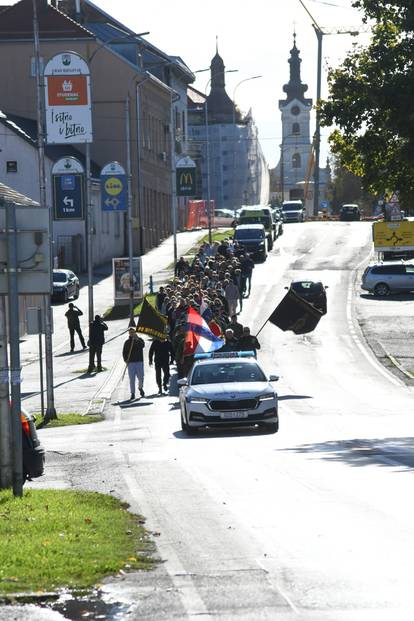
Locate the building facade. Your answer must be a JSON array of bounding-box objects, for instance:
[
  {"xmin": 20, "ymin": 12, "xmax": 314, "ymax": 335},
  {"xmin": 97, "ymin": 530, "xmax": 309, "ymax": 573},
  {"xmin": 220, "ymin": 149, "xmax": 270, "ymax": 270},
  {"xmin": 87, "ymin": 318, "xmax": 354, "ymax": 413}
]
[{"xmin": 188, "ymin": 48, "xmax": 269, "ymax": 212}]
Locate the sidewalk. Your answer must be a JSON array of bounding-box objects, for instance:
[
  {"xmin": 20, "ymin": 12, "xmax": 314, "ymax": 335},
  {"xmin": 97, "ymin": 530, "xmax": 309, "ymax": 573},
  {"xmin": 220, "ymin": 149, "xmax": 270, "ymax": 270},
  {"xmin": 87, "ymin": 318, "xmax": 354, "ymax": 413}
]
[{"xmin": 20, "ymin": 229, "xmax": 207, "ymax": 415}]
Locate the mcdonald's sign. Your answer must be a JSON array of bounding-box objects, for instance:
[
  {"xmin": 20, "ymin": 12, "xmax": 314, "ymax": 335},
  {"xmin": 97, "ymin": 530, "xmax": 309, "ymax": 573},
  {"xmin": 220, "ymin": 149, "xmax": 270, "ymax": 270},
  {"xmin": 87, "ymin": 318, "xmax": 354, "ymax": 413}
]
[{"xmin": 176, "ymin": 166, "xmax": 196, "ymax": 196}]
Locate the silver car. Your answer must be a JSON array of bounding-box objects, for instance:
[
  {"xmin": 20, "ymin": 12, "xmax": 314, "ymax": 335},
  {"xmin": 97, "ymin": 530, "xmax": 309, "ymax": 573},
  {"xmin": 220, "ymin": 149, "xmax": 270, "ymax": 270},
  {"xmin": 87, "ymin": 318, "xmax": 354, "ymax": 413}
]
[
  {"xmin": 282, "ymin": 200, "xmax": 305, "ymax": 223},
  {"xmin": 178, "ymin": 352, "xmax": 279, "ymax": 434},
  {"xmin": 361, "ymin": 261, "xmax": 414, "ymax": 296}
]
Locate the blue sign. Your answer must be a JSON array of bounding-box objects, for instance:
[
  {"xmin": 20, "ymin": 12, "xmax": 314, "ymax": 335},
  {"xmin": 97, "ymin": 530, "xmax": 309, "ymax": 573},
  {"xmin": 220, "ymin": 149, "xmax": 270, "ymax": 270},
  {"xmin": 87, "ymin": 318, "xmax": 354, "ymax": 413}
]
[
  {"xmin": 53, "ymin": 173, "xmax": 84, "ymax": 220},
  {"xmin": 101, "ymin": 162, "xmax": 127, "ymax": 211}
]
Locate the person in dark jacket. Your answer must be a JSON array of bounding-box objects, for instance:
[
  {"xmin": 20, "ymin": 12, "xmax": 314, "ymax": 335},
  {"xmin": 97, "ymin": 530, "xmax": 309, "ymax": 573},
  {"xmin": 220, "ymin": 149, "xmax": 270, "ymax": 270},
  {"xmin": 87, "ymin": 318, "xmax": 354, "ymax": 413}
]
[
  {"xmin": 122, "ymin": 327, "xmax": 145, "ymax": 400},
  {"xmin": 149, "ymin": 338, "xmax": 174, "ymax": 395},
  {"xmin": 87, "ymin": 315, "xmax": 108, "ymax": 373},
  {"xmin": 238, "ymin": 326, "xmax": 261, "ymax": 356},
  {"xmin": 219, "ymin": 328, "xmax": 240, "ymax": 352},
  {"xmin": 65, "ymin": 303, "xmax": 86, "ymax": 352},
  {"xmin": 155, "ymin": 286, "xmax": 167, "ymax": 313}
]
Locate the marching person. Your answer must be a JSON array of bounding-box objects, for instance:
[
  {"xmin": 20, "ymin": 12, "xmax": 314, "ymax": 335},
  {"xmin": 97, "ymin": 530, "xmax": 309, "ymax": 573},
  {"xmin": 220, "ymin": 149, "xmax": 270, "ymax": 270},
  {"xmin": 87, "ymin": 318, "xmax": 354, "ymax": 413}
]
[
  {"xmin": 87, "ymin": 315, "xmax": 108, "ymax": 373},
  {"xmin": 149, "ymin": 337, "xmax": 174, "ymax": 395},
  {"xmin": 123, "ymin": 327, "xmax": 145, "ymax": 400},
  {"xmin": 238, "ymin": 326, "xmax": 261, "ymax": 356},
  {"xmin": 219, "ymin": 328, "xmax": 240, "ymax": 352},
  {"xmin": 65, "ymin": 302, "xmax": 86, "ymax": 352}
]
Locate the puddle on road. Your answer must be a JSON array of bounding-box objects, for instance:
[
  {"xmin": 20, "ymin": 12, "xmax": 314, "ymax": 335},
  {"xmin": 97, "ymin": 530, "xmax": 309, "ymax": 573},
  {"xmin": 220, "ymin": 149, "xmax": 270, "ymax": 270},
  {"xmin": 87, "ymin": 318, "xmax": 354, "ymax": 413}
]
[{"xmin": 38, "ymin": 589, "xmax": 134, "ymax": 620}]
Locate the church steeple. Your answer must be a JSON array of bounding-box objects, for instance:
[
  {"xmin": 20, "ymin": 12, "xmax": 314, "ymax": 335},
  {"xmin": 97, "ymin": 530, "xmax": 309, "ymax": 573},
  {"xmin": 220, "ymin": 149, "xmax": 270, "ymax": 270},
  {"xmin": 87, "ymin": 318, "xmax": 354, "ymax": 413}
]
[
  {"xmin": 282, "ymin": 34, "xmax": 309, "ymax": 104},
  {"xmin": 206, "ymin": 41, "xmax": 236, "ymax": 123}
]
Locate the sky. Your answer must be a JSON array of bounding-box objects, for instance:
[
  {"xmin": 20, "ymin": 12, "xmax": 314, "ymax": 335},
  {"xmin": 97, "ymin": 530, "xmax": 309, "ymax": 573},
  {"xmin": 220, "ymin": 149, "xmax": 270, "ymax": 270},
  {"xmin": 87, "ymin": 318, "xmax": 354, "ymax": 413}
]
[{"xmin": 1, "ymin": 0, "xmax": 371, "ymax": 169}]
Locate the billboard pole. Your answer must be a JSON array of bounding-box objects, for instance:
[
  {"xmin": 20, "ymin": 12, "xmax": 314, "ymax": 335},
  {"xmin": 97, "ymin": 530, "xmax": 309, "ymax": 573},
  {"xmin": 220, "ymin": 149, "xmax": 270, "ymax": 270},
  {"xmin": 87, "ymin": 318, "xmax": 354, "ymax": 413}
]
[
  {"xmin": 85, "ymin": 142, "xmax": 94, "ymax": 324},
  {"xmin": 32, "ymin": 0, "xmax": 56, "ymax": 422}
]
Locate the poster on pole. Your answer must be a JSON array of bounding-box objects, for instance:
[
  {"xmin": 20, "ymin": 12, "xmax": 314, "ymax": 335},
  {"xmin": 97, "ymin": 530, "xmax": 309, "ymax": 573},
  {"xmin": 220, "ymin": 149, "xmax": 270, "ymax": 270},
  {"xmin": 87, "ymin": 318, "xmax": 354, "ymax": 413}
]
[
  {"xmin": 101, "ymin": 161, "xmax": 127, "ymax": 211},
  {"xmin": 113, "ymin": 257, "xmax": 143, "ymax": 302},
  {"xmin": 52, "ymin": 157, "xmax": 85, "ymax": 220},
  {"xmin": 44, "ymin": 51, "xmax": 92, "ymax": 144},
  {"xmin": 176, "ymin": 155, "xmax": 196, "ymax": 196}
]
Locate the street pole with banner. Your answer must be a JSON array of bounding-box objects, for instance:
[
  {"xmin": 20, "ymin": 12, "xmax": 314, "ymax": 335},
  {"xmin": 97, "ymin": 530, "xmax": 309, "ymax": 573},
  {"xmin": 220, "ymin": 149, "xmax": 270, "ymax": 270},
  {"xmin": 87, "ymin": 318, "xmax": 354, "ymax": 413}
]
[{"xmin": 44, "ymin": 51, "xmax": 93, "ymax": 321}]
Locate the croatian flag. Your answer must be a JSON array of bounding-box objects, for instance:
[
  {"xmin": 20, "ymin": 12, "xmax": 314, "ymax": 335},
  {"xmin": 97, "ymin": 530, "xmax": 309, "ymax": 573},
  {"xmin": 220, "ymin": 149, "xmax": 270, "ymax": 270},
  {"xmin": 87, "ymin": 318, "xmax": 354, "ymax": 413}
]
[{"xmin": 184, "ymin": 306, "xmax": 224, "ymax": 355}]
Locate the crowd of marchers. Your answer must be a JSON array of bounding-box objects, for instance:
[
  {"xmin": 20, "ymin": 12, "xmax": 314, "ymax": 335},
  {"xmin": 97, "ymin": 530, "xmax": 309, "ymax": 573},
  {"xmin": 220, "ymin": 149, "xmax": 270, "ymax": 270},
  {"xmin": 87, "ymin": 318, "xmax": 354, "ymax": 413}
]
[
  {"xmin": 157, "ymin": 238, "xmax": 261, "ymax": 378},
  {"xmin": 64, "ymin": 237, "xmax": 262, "ymax": 401}
]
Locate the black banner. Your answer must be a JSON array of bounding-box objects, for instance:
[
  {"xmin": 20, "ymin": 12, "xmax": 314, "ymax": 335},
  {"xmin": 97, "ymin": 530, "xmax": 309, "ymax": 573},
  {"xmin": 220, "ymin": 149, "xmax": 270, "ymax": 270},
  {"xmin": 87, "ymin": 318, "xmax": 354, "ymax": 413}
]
[
  {"xmin": 268, "ymin": 289, "xmax": 324, "ymax": 335},
  {"xmin": 136, "ymin": 298, "xmax": 168, "ymax": 340}
]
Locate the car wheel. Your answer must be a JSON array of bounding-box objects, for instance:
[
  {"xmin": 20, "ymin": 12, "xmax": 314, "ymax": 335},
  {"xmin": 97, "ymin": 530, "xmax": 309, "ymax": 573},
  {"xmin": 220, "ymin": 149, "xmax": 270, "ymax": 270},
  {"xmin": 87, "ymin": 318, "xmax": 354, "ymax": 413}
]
[
  {"xmin": 374, "ymin": 282, "xmax": 390, "ymax": 297},
  {"xmin": 181, "ymin": 410, "xmax": 196, "ymax": 435},
  {"xmin": 74, "ymin": 286, "xmax": 80, "ymax": 299},
  {"xmin": 268, "ymin": 239, "xmax": 273, "ymax": 251}
]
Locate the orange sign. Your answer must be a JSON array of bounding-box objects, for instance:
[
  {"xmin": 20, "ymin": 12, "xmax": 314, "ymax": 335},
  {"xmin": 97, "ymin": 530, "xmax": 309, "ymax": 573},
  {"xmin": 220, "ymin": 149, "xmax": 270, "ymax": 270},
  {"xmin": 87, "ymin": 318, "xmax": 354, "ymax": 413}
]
[{"xmin": 47, "ymin": 76, "xmax": 88, "ymax": 106}]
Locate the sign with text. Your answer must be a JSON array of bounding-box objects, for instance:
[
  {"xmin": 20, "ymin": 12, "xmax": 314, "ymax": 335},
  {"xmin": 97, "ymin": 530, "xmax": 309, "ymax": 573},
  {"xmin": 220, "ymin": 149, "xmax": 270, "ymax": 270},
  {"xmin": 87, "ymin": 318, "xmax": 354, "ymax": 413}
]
[
  {"xmin": 176, "ymin": 155, "xmax": 196, "ymax": 196},
  {"xmin": 113, "ymin": 257, "xmax": 143, "ymax": 302},
  {"xmin": 101, "ymin": 161, "xmax": 127, "ymax": 211},
  {"xmin": 373, "ymin": 220, "xmax": 414, "ymax": 251},
  {"xmin": 52, "ymin": 157, "xmax": 85, "ymax": 220},
  {"xmin": 44, "ymin": 51, "xmax": 92, "ymax": 144}
]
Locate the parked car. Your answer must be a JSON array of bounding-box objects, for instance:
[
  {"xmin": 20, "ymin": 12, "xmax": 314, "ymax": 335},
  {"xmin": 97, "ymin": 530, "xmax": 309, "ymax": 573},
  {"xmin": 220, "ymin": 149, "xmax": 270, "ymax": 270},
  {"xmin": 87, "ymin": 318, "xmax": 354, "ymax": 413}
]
[
  {"xmin": 178, "ymin": 351, "xmax": 279, "ymax": 434},
  {"xmin": 213, "ymin": 209, "xmax": 237, "ymax": 227},
  {"xmin": 281, "ymin": 200, "xmax": 305, "ymax": 223},
  {"xmin": 52, "ymin": 269, "xmax": 79, "ymax": 302},
  {"xmin": 22, "ymin": 408, "xmax": 45, "ymax": 481},
  {"xmin": 340, "ymin": 204, "xmax": 360, "ymax": 221},
  {"xmin": 233, "ymin": 224, "xmax": 267, "ymax": 261},
  {"xmin": 361, "ymin": 261, "xmax": 414, "ymax": 296}
]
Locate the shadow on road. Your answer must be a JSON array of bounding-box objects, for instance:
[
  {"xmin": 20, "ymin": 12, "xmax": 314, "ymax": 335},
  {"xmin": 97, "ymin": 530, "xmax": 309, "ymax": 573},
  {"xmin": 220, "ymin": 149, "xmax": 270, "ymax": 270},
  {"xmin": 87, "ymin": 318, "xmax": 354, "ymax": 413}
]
[
  {"xmin": 173, "ymin": 426, "xmax": 276, "ymax": 440},
  {"xmin": 359, "ymin": 293, "xmax": 414, "ymax": 302},
  {"xmin": 279, "ymin": 437, "xmax": 414, "ymax": 470}
]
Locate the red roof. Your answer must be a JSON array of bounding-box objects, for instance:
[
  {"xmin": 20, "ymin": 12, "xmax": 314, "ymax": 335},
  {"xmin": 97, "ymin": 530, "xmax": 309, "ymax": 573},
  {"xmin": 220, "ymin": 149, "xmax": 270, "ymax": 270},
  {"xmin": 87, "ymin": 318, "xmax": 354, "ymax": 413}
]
[{"xmin": 0, "ymin": 0, "xmax": 94, "ymax": 40}]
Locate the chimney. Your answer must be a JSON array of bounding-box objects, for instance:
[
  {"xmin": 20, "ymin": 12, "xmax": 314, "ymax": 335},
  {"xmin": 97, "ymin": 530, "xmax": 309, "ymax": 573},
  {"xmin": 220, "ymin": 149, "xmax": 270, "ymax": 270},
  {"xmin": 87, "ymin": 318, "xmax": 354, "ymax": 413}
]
[{"xmin": 57, "ymin": 0, "xmax": 82, "ymax": 22}]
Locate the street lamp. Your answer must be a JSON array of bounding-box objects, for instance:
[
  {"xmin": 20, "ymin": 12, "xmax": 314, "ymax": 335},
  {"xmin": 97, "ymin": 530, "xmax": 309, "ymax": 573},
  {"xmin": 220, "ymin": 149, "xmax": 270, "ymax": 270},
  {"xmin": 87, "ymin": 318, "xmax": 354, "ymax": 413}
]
[
  {"xmin": 298, "ymin": 0, "xmax": 360, "ymax": 216},
  {"xmin": 232, "ymin": 76, "xmax": 262, "ymax": 211},
  {"xmin": 194, "ymin": 67, "xmax": 238, "ymax": 243}
]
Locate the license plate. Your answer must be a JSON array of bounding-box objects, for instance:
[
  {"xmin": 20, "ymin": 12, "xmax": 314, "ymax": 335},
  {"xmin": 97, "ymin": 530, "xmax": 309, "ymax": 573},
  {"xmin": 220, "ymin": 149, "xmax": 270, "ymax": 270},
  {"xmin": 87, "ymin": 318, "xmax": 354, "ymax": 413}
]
[{"xmin": 221, "ymin": 411, "xmax": 248, "ymax": 419}]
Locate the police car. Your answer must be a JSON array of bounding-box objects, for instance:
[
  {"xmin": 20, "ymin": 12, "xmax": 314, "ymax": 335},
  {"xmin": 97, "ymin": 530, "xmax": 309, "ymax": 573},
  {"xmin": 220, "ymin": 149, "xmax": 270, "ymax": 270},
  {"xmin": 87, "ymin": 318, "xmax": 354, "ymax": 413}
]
[{"xmin": 177, "ymin": 352, "xmax": 279, "ymax": 434}]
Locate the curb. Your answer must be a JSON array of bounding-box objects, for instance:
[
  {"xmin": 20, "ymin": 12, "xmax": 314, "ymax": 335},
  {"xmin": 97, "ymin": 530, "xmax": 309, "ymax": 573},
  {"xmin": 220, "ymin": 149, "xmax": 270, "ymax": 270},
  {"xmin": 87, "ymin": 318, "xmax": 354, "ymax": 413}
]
[{"xmin": 378, "ymin": 341, "xmax": 414, "ymax": 380}]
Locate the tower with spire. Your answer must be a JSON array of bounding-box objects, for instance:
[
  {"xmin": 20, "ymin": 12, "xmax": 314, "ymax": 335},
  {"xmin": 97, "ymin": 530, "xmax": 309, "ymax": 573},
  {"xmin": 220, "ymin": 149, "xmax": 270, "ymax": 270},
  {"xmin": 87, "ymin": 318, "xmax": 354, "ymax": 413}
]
[
  {"xmin": 206, "ymin": 40, "xmax": 236, "ymax": 124},
  {"xmin": 274, "ymin": 34, "xmax": 322, "ymax": 209}
]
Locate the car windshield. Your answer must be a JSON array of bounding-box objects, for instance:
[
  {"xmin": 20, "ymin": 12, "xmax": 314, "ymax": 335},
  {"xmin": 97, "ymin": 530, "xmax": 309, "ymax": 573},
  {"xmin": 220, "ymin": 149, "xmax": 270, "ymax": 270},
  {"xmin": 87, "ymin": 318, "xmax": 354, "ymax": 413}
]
[
  {"xmin": 235, "ymin": 229, "xmax": 265, "ymax": 240},
  {"xmin": 283, "ymin": 204, "xmax": 302, "ymax": 211},
  {"xmin": 191, "ymin": 362, "xmax": 266, "ymax": 385},
  {"xmin": 240, "ymin": 215, "xmax": 271, "ymax": 227},
  {"xmin": 53, "ymin": 273, "xmax": 67, "ymax": 283}
]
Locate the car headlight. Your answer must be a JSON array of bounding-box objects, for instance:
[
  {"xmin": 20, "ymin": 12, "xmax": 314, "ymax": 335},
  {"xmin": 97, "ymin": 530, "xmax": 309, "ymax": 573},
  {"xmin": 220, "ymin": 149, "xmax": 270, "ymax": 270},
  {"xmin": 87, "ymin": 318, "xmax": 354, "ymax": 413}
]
[
  {"xmin": 259, "ymin": 241, "xmax": 265, "ymax": 246},
  {"xmin": 258, "ymin": 393, "xmax": 275, "ymax": 401},
  {"xmin": 187, "ymin": 396, "xmax": 208, "ymax": 404}
]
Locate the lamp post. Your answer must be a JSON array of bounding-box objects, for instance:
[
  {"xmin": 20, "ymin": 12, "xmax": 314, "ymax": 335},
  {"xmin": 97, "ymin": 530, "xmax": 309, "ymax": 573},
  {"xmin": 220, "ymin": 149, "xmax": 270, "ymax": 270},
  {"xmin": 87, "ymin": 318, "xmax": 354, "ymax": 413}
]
[
  {"xmin": 298, "ymin": 0, "xmax": 359, "ymax": 216},
  {"xmin": 195, "ymin": 67, "xmax": 238, "ymax": 243},
  {"xmin": 232, "ymin": 76, "xmax": 262, "ymax": 211}
]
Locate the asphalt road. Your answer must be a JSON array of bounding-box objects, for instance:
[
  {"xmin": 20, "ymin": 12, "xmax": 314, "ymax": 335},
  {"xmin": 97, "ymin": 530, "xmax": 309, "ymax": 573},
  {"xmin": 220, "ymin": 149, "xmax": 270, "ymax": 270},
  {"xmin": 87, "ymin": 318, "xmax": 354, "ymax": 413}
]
[{"xmin": 6, "ymin": 222, "xmax": 414, "ymax": 620}]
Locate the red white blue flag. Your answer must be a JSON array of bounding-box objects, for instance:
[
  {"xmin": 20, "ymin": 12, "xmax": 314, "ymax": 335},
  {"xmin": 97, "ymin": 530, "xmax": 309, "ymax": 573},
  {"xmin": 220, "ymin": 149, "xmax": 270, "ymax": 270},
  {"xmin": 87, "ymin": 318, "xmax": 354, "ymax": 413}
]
[{"xmin": 184, "ymin": 306, "xmax": 224, "ymax": 355}]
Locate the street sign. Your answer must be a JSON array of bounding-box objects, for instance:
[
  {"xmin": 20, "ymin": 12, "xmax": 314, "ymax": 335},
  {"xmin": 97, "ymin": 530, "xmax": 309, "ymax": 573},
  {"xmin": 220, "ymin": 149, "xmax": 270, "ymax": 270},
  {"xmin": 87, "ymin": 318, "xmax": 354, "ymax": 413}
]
[
  {"xmin": 101, "ymin": 161, "xmax": 127, "ymax": 211},
  {"xmin": 176, "ymin": 156, "xmax": 196, "ymax": 196},
  {"xmin": 373, "ymin": 220, "xmax": 414, "ymax": 251},
  {"xmin": 52, "ymin": 157, "xmax": 85, "ymax": 220},
  {"xmin": 44, "ymin": 51, "xmax": 92, "ymax": 144}
]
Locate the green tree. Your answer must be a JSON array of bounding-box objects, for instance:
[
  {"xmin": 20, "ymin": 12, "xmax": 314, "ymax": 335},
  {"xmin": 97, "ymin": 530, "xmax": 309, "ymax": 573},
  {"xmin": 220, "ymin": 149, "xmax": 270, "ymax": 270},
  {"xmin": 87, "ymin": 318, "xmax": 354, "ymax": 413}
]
[
  {"xmin": 329, "ymin": 157, "xmax": 375, "ymax": 214},
  {"xmin": 320, "ymin": 1, "xmax": 414, "ymax": 211}
]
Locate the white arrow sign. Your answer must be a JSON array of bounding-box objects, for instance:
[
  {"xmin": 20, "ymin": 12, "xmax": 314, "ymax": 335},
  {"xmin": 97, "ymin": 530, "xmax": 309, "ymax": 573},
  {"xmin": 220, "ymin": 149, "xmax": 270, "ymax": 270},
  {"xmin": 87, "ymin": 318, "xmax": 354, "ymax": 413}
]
[{"xmin": 63, "ymin": 196, "xmax": 74, "ymax": 208}]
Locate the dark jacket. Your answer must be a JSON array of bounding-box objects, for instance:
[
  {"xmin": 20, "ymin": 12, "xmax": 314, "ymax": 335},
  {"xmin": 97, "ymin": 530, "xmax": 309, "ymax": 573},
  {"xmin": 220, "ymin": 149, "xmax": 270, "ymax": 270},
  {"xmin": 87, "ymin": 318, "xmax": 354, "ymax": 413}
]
[
  {"xmin": 238, "ymin": 334, "xmax": 260, "ymax": 352},
  {"xmin": 240, "ymin": 256, "xmax": 255, "ymax": 276},
  {"xmin": 225, "ymin": 320, "xmax": 243, "ymax": 339},
  {"xmin": 65, "ymin": 307, "xmax": 82, "ymax": 328},
  {"xmin": 88, "ymin": 319, "xmax": 108, "ymax": 346},
  {"xmin": 123, "ymin": 336, "xmax": 145, "ymax": 362},
  {"xmin": 219, "ymin": 338, "xmax": 239, "ymax": 352},
  {"xmin": 149, "ymin": 339, "xmax": 174, "ymax": 365}
]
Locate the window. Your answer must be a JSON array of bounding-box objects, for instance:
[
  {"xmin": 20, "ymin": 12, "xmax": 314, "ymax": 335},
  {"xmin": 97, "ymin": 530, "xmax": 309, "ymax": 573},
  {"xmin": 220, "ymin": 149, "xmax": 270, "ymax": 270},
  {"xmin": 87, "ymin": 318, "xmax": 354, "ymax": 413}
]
[
  {"xmin": 292, "ymin": 123, "xmax": 300, "ymax": 135},
  {"xmin": 6, "ymin": 161, "xmax": 17, "ymax": 173},
  {"xmin": 292, "ymin": 153, "xmax": 301, "ymax": 168},
  {"xmin": 291, "ymin": 105, "xmax": 300, "ymax": 116}
]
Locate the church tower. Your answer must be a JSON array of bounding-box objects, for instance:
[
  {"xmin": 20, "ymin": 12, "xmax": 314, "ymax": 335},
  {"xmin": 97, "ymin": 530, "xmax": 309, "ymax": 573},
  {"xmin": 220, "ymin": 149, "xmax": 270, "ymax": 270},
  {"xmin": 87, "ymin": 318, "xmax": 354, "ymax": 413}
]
[{"xmin": 278, "ymin": 35, "xmax": 313, "ymax": 201}]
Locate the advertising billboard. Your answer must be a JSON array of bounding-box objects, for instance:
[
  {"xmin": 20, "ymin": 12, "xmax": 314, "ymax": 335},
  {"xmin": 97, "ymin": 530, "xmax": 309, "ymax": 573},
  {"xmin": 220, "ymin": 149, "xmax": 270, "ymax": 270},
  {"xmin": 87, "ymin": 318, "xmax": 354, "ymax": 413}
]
[
  {"xmin": 52, "ymin": 157, "xmax": 85, "ymax": 220},
  {"xmin": 113, "ymin": 257, "xmax": 143, "ymax": 302},
  {"xmin": 101, "ymin": 162, "xmax": 127, "ymax": 211},
  {"xmin": 44, "ymin": 52, "xmax": 92, "ymax": 144}
]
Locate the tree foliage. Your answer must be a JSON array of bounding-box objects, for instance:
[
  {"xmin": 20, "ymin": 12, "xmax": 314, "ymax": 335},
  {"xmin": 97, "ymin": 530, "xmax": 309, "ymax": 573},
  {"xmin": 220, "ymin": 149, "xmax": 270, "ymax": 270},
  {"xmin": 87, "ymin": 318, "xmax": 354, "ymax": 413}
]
[{"xmin": 320, "ymin": 1, "xmax": 414, "ymax": 208}]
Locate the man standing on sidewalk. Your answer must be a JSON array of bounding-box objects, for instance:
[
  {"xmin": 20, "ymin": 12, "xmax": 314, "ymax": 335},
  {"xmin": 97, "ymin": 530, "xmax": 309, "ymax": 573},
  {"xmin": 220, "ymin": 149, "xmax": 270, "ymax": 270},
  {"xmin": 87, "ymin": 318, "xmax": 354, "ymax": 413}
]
[
  {"xmin": 123, "ymin": 327, "xmax": 145, "ymax": 400},
  {"xmin": 87, "ymin": 315, "xmax": 108, "ymax": 373},
  {"xmin": 149, "ymin": 337, "xmax": 174, "ymax": 395},
  {"xmin": 65, "ymin": 303, "xmax": 86, "ymax": 352}
]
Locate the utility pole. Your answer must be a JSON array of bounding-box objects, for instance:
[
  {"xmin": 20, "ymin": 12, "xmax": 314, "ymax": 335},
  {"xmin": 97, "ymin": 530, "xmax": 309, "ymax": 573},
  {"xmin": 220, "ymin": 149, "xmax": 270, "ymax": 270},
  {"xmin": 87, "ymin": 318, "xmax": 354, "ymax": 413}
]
[
  {"xmin": 85, "ymin": 142, "xmax": 94, "ymax": 324},
  {"xmin": 314, "ymin": 27, "xmax": 322, "ymax": 217},
  {"xmin": 0, "ymin": 293, "xmax": 12, "ymax": 489},
  {"xmin": 32, "ymin": 0, "xmax": 56, "ymax": 422}
]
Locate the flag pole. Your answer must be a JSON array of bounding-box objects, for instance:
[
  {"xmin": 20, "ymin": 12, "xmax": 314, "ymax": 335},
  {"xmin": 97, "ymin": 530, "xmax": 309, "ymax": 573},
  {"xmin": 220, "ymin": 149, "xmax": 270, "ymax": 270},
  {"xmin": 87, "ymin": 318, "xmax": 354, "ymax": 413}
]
[{"xmin": 255, "ymin": 317, "xmax": 270, "ymax": 339}]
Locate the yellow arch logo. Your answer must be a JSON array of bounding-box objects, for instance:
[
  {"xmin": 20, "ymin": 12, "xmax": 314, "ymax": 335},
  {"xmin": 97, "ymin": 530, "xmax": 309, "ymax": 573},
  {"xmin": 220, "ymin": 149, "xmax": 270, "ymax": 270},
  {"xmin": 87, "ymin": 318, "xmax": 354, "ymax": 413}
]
[{"xmin": 105, "ymin": 176, "xmax": 123, "ymax": 196}]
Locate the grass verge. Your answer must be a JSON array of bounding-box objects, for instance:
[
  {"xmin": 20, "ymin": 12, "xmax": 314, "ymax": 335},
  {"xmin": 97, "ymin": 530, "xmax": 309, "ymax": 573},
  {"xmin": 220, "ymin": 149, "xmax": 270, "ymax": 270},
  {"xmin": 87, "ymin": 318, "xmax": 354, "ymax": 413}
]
[
  {"xmin": 186, "ymin": 229, "xmax": 233, "ymax": 257},
  {"xmin": 0, "ymin": 489, "xmax": 154, "ymax": 596},
  {"xmin": 35, "ymin": 413, "xmax": 103, "ymax": 428}
]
